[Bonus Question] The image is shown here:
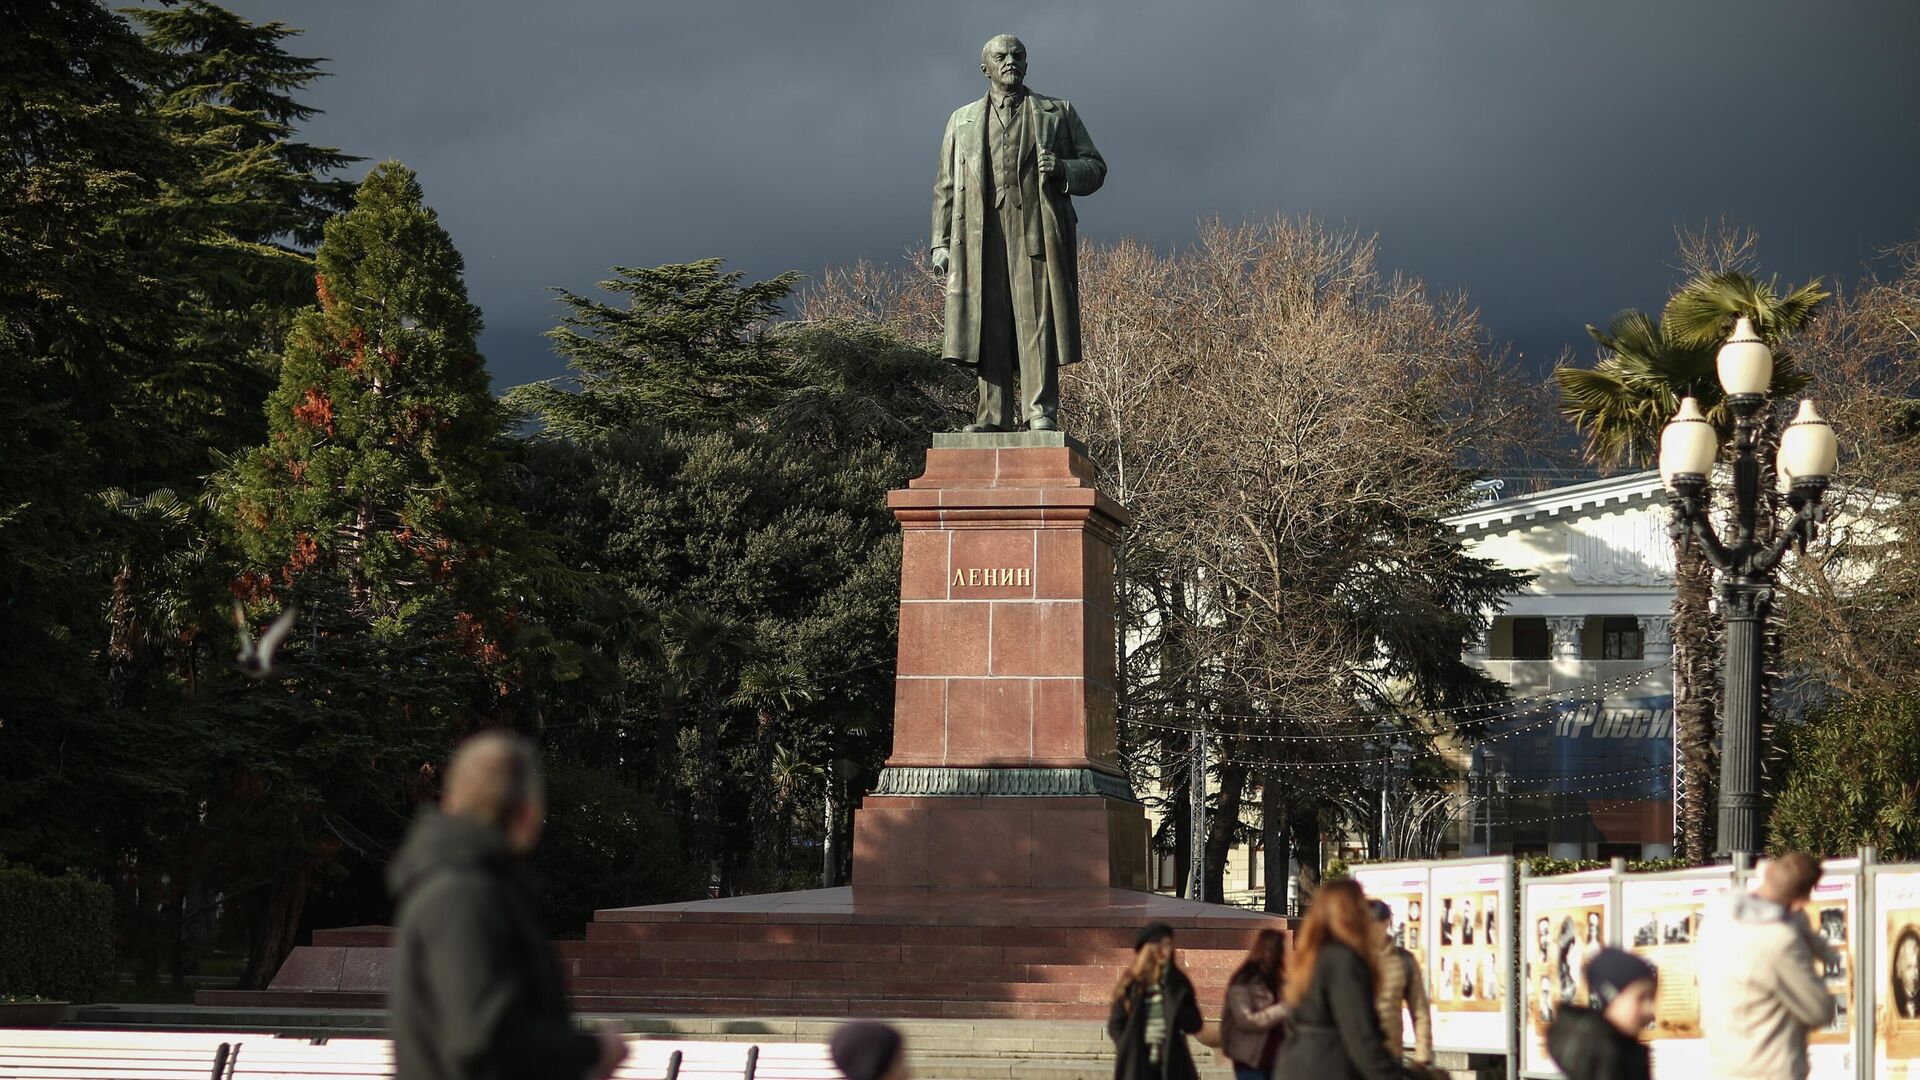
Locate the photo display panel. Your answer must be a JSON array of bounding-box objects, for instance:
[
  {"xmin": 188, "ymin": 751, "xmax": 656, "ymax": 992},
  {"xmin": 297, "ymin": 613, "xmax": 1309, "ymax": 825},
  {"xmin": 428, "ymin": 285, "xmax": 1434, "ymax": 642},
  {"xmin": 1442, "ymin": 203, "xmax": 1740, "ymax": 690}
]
[
  {"xmin": 1352, "ymin": 863, "xmax": 1434, "ymax": 1056},
  {"xmin": 1429, "ymin": 859, "xmax": 1513, "ymax": 1054},
  {"xmin": 1874, "ymin": 869, "xmax": 1920, "ymax": 1080},
  {"xmin": 1806, "ymin": 871, "xmax": 1860, "ymax": 1080},
  {"xmin": 1521, "ymin": 875, "xmax": 1613, "ymax": 1078},
  {"xmin": 1620, "ymin": 871, "xmax": 1733, "ymax": 1078}
]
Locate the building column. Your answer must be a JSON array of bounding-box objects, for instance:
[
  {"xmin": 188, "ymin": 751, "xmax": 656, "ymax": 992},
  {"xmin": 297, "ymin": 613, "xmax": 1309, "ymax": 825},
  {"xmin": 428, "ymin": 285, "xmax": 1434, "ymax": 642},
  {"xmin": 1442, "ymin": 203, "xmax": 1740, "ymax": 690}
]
[
  {"xmin": 1637, "ymin": 615, "xmax": 1672, "ymax": 660},
  {"xmin": 1546, "ymin": 616, "xmax": 1586, "ymax": 662}
]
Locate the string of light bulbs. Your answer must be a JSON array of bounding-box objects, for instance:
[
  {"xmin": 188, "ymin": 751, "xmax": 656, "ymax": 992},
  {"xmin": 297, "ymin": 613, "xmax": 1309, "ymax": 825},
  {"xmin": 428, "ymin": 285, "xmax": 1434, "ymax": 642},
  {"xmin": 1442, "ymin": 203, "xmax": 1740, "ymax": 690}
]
[
  {"xmin": 1121, "ymin": 692, "xmax": 1574, "ymax": 754},
  {"xmin": 1132, "ymin": 662, "xmax": 1670, "ymax": 727}
]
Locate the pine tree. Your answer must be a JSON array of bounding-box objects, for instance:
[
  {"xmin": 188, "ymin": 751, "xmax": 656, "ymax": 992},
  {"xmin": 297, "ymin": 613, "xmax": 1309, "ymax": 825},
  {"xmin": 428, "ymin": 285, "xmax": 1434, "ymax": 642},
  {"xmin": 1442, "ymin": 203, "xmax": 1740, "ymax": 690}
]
[
  {"xmin": 213, "ymin": 161, "xmax": 524, "ymax": 984},
  {"xmin": 0, "ymin": 0, "xmax": 184, "ymax": 871},
  {"xmin": 130, "ymin": 0, "xmax": 362, "ymax": 471}
]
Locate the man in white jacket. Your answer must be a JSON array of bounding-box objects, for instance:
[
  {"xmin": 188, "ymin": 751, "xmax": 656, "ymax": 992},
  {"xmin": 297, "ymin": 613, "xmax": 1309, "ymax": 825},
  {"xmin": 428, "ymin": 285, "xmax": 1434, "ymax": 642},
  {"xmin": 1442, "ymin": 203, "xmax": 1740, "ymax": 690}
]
[{"xmin": 1698, "ymin": 853, "xmax": 1837, "ymax": 1080}]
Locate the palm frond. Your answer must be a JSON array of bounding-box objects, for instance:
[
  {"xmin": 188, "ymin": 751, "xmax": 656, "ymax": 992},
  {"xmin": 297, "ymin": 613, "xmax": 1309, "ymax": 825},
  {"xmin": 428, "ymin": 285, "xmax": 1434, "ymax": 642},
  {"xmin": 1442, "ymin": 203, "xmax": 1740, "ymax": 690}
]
[
  {"xmin": 1554, "ymin": 366, "xmax": 1667, "ymax": 469},
  {"xmin": 1664, "ymin": 269, "xmax": 1829, "ymax": 348},
  {"xmin": 1663, "ymin": 270, "xmax": 1755, "ymax": 348},
  {"xmin": 1771, "ymin": 278, "xmax": 1831, "ymax": 334}
]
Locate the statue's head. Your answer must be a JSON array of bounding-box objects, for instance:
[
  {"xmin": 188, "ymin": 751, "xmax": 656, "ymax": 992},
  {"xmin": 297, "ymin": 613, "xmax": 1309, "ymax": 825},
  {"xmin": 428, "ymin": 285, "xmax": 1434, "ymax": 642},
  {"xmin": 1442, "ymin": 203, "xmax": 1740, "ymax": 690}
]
[{"xmin": 980, "ymin": 35, "xmax": 1027, "ymax": 91}]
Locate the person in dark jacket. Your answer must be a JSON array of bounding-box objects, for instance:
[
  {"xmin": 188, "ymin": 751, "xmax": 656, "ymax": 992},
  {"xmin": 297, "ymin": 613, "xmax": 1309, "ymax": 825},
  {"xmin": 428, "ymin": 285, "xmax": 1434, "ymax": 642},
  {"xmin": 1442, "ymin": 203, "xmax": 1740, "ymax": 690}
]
[
  {"xmin": 1273, "ymin": 880, "xmax": 1405, "ymax": 1080},
  {"xmin": 1546, "ymin": 949, "xmax": 1657, "ymax": 1080},
  {"xmin": 1108, "ymin": 922, "xmax": 1204, "ymax": 1080},
  {"xmin": 389, "ymin": 732, "xmax": 627, "ymax": 1080}
]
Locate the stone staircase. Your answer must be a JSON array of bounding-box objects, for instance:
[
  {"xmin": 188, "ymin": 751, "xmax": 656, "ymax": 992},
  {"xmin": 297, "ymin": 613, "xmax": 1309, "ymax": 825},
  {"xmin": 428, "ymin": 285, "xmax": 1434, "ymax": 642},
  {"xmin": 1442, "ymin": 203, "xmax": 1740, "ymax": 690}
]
[{"xmin": 199, "ymin": 887, "xmax": 1286, "ymax": 1022}]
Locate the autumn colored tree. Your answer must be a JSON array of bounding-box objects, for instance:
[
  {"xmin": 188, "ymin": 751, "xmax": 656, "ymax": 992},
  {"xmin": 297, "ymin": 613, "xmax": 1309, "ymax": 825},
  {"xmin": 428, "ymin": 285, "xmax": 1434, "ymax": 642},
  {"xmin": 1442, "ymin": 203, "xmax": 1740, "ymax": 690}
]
[{"xmin": 212, "ymin": 161, "xmax": 526, "ymax": 985}]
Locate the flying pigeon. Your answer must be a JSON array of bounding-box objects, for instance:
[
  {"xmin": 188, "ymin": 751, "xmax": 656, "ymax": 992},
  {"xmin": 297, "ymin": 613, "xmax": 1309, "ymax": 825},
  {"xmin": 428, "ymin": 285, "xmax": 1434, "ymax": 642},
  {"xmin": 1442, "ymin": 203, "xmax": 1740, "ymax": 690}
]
[{"xmin": 233, "ymin": 601, "xmax": 297, "ymax": 678}]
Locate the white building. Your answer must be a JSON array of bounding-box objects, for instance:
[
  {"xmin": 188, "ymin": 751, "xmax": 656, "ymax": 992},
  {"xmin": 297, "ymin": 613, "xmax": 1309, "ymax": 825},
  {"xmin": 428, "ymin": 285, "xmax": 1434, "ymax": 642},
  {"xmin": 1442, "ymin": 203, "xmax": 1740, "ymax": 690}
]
[
  {"xmin": 1143, "ymin": 470, "xmax": 1681, "ymax": 908},
  {"xmin": 1447, "ymin": 471, "xmax": 1676, "ymax": 862}
]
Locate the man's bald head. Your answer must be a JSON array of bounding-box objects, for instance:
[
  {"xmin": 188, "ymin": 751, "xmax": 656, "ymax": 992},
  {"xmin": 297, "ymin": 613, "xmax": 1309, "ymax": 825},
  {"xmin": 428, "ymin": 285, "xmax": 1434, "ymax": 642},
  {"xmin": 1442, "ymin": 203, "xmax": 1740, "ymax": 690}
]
[
  {"xmin": 442, "ymin": 731, "xmax": 544, "ymax": 844},
  {"xmin": 980, "ymin": 35, "xmax": 1027, "ymax": 92},
  {"xmin": 1759, "ymin": 852, "xmax": 1822, "ymax": 906}
]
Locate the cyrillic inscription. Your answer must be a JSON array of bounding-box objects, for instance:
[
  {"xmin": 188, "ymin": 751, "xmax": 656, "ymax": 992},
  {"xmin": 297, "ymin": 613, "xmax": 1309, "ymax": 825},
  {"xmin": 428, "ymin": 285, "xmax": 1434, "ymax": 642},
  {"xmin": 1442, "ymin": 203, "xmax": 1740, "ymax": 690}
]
[{"xmin": 951, "ymin": 567, "xmax": 1032, "ymax": 588}]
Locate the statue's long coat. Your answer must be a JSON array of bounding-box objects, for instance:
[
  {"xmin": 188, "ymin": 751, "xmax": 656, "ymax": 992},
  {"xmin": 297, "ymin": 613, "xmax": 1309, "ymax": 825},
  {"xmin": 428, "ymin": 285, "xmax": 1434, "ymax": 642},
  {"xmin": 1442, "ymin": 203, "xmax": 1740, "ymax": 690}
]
[{"xmin": 932, "ymin": 92, "xmax": 1105, "ymax": 369}]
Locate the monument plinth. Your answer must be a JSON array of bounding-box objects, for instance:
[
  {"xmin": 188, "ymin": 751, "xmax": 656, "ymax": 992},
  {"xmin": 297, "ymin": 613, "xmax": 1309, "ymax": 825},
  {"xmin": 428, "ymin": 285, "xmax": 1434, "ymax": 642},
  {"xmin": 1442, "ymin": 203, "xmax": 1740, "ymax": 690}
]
[{"xmin": 854, "ymin": 432, "xmax": 1148, "ymax": 889}]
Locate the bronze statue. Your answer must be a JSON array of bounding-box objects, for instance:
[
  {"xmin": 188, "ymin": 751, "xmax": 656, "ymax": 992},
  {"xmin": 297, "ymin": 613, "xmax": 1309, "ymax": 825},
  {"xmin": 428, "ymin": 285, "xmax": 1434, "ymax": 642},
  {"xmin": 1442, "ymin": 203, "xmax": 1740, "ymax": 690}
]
[{"xmin": 932, "ymin": 35, "xmax": 1105, "ymax": 433}]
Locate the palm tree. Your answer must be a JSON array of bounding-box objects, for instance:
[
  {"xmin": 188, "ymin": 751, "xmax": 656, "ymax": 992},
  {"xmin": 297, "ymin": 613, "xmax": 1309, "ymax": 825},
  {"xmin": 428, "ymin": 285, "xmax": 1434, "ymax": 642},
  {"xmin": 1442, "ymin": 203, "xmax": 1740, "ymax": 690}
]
[
  {"xmin": 1556, "ymin": 270, "xmax": 1826, "ymax": 861},
  {"xmin": 731, "ymin": 660, "xmax": 815, "ymax": 885}
]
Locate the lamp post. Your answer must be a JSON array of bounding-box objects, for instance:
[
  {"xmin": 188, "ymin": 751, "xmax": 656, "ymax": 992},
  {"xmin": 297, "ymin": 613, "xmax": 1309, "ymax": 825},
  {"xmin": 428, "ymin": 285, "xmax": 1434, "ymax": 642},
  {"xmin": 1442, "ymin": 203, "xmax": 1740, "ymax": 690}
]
[
  {"xmin": 1368, "ymin": 719, "xmax": 1414, "ymax": 858},
  {"xmin": 1658, "ymin": 316, "xmax": 1838, "ymax": 859}
]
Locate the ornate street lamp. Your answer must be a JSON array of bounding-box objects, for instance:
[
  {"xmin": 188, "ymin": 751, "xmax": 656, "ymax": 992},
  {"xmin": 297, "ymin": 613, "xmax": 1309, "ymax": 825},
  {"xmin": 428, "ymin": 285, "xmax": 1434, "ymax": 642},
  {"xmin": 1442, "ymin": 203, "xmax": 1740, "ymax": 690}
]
[{"xmin": 1657, "ymin": 316, "xmax": 1838, "ymax": 859}]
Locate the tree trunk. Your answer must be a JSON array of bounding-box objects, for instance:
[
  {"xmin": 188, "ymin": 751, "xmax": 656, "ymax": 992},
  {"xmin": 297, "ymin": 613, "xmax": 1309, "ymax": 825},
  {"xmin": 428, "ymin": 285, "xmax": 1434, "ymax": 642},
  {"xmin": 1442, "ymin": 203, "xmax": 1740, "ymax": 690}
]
[
  {"xmin": 1671, "ymin": 540, "xmax": 1719, "ymax": 862},
  {"xmin": 821, "ymin": 764, "xmax": 836, "ymax": 888},
  {"xmin": 1260, "ymin": 776, "xmax": 1288, "ymax": 913},
  {"xmin": 1166, "ymin": 762, "xmax": 1191, "ymax": 898},
  {"xmin": 1203, "ymin": 759, "xmax": 1247, "ymax": 903},
  {"xmin": 240, "ymin": 859, "xmax": 314, "ymax": 991},
  {"xmin": 651, "ymin": 700, "xmax": 680, "ymax": 809},
  {"xmin": 750, "ymin": 711, "xmax": 778, "ymax": 886},
  {"xmin": 1288, "ymin": 801, "xmax": 1321, "ymax": 912}
]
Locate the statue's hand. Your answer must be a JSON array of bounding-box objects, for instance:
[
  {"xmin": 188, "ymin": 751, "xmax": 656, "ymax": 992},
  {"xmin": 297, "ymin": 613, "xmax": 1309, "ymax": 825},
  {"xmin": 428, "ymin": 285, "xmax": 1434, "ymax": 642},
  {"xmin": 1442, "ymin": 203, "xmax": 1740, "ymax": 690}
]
[
  {"xmin": 1037, "ymin": 149, "xmax": 1059, "ymax": 184},
  {"xmin": 931, "ymin": 247, "xmax": 950, "ymax": 276}
]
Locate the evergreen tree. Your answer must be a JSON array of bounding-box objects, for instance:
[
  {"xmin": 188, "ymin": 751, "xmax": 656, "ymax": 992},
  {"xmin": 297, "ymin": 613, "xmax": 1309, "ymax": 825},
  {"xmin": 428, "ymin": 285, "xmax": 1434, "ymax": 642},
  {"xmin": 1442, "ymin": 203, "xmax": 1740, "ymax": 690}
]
[
  {"xmin": 512, "ymin": 266, "xmax": 967, "ymax": 891},
  {"xmin": 130, "ymin": 0, "xmax": 362, "ymax": 472},
  {"xmin": 0, "ymin": 0, "xmax": 184, "ymax": 872},
  {"xmin": 212, "ymin": 161, "xmax": 525, "ymax": 984},
  {"xmin": 510, "ymin": 260, "xmax": 800, "ymax": 437}
]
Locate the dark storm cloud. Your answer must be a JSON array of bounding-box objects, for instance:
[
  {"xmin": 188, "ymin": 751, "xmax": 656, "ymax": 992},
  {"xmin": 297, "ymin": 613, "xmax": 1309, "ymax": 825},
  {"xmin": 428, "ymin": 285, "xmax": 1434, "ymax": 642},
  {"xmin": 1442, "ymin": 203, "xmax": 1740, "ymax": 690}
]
[{"xmin": 217, "ymin": 0, "xmax": 1920, "ymax": 390}]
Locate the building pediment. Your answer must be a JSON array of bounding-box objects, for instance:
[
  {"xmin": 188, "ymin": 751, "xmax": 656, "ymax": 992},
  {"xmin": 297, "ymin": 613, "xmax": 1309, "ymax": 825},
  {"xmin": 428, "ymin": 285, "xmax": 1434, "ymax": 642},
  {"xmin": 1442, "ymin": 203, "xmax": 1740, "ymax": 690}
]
[{"xmin": 1446, "ymin": 472, "xmax": 1674, "ymax": 594}]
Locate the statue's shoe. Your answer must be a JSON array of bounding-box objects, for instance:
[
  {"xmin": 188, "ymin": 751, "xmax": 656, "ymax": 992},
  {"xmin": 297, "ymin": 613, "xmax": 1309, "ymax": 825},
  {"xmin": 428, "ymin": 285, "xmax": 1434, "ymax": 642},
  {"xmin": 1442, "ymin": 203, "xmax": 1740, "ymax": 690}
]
[
  {"xmin": 1027, "ymin": 416, "xmax": 1058, "ymax": 432},
  {"xmin": 961, "ymin": 423, "xmax": 1005, "ymax": 433}
]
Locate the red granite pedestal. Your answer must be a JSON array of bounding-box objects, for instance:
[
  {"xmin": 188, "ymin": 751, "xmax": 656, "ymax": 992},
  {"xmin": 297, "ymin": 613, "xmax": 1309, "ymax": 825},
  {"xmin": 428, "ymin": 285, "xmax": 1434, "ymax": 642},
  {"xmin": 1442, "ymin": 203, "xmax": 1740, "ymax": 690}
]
[{"xmin": 205, "ymin": 435, "xmax": 1284, "ymax": 1020}]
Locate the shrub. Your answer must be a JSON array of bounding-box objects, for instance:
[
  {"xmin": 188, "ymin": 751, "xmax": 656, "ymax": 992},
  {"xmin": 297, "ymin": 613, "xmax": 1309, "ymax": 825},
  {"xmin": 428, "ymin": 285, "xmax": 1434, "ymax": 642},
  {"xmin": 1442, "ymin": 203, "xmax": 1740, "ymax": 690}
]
[
  {"xmin": 1771, "ymin": 692, "xmax": 1920, "ymax": 860},
  {"xmin": 0, "ymin": 863, "xmax": 114, "ymax": 1002},
  {"xmin": 529, "ymin": 758, "xmax": 701, "ymax": 936}
]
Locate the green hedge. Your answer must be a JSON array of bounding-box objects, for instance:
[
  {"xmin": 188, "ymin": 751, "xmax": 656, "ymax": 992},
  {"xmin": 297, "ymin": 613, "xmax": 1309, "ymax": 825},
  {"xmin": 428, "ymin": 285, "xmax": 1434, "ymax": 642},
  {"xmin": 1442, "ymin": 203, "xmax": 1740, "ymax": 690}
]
[{"xmin": 0, "ymin": 863, "xmax": 114, "ymax": 1002}]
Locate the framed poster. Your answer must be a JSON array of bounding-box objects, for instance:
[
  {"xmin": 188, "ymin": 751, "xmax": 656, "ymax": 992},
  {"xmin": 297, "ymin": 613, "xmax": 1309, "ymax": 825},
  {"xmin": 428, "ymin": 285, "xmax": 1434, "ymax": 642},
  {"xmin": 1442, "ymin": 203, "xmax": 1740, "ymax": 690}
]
[
  {"xmin": 1351, "ymin": 863, "xmax": 1435, "ymax": 1058},
  {"xmin": 1521, "ymin": 875, "xmax": 1613, "ymax": 1079},
  {"xmin": 1620, "ymin": 871, "xmax": 1732, "ymax": 1079},
  {"xmin": 1874, "ymin": 869, "xmax": 1920, "ymax": 1080},
  {"xmin": 1351, "ymin": 865, "xmax": 1433, "ymax": 984},
  {"xmin": 1429, "ymin": 859, "xmax": 1513, "ymax": 1055}
]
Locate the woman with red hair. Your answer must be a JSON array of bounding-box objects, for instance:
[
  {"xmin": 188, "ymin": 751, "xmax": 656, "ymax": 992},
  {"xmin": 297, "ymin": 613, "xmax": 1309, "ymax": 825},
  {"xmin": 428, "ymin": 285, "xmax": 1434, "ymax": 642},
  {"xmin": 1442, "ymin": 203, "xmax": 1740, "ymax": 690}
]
[
  {"xmin": 1220, "ymin": 928, "xmax": 1290, "ymax": 1080},
  {"xmin": 1273, "ymin": 880, "xmax": 1407, "ymax": 1080}
]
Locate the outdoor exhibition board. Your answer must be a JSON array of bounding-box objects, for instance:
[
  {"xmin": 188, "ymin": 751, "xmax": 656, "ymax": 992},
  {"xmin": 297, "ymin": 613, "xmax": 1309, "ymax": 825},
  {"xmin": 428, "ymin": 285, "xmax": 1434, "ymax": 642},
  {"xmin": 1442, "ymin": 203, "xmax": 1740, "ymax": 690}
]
[
  {"xmin": 1431, "ymin": 859, "xmax": 1513, "ymax": 1051},
  {"xmin": 1620, "ymin": 868, "xmax": 1734, "ymax": 1079},
  {"xmin": 1802, "ymin": 867, "xmax": 1862, "ymax": 1080},
  {"xmin": 1359, "ymin": 852, "xmax": 1915, "ymax": 1080},
  {"xmin": 1520, "ymin": 871, "xmax": 1614, "ymax": 1079},
  {"xmin": 1350, "ymin": 856, "xmax": 1515, "ymax": 1064},
  {"xmin": 1873, "ymin": 867, "xmax": 1920, "ymax": 1080}
]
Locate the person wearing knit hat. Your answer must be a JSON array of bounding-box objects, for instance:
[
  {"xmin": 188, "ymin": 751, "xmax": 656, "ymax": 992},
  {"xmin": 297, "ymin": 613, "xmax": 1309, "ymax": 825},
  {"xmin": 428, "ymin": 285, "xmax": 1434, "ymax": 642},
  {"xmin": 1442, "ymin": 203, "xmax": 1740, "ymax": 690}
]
[
  {"xmin": 1545, "ymin": 948, "xmax": 1656, "ymax": 1080},
  {"xmin": 1109, "ymin": 922, "xmax": 1202, "ymax": 1080},
  {"xmin": 830, "ymin": 1022, "xmax": 908, "ymax": 1080}
]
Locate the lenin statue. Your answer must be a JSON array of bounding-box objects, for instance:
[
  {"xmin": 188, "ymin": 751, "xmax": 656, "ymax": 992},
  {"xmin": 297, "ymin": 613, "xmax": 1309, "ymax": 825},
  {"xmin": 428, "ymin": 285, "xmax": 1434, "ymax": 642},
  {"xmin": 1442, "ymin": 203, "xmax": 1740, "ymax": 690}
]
[{"xmin": 932, "ymin": 35, "xmax": 1105, "ymax": 433}]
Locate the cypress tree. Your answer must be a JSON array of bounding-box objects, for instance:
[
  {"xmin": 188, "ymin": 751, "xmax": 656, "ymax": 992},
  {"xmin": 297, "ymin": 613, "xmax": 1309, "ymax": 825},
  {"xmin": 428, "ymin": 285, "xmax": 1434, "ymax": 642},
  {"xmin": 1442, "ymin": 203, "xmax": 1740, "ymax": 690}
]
[{"xmin": 221, "ymin": 160, "xmax": 511, "ymax": 625}]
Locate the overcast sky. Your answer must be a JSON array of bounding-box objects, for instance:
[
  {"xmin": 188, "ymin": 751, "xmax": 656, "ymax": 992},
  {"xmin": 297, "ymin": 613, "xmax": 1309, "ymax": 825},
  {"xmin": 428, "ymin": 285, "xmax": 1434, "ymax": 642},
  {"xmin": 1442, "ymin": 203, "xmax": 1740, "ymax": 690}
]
[{"xmin": 219, "ymin": 1, "xmax": 1920, "ymax": 393}]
